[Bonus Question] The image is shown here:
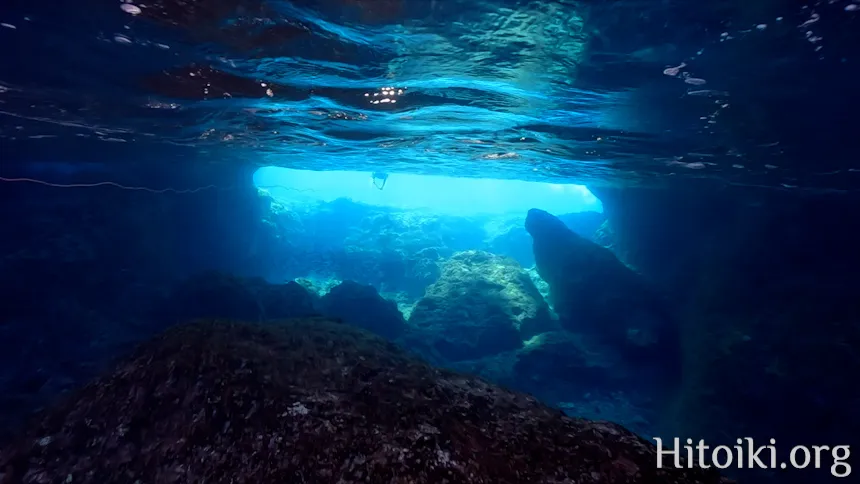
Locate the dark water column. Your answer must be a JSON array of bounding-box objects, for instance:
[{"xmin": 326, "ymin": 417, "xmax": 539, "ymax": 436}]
[
  {"xmin": 589, "ymin": 184, "xmax": 740, "ymax": 291},
  {"xmin": 126, "ymin": 159, "xmax": 269, "ymax": 279},
  {"xmin": 0, "ymin": 153, "xmax": 269, "ymax": 441},
  {"xmin": 590, "ymin": 184, "xmax": 860, "ymax": 481}
]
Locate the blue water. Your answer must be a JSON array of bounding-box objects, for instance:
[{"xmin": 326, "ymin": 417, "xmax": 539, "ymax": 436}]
[
  {"xmin": 2, "ymin": 0, "xmax": 858, "ymax": 190},
  {"xmin": 1, "ymin": 1, "xmax": 860, "ymax": 483}
]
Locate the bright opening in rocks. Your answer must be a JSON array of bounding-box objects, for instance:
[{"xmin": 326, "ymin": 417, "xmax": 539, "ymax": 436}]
[{"xmin": 253, "ymin": 166, "xmax": 602, "ymax": 216}]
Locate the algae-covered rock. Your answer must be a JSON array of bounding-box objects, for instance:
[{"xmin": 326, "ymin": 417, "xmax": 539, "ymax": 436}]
[
  {"xmin": 408, "ymin": 250, "xmax": 556, "ymax": 362},
  {"xmin": 319, "ymin": 280, "xmax": 407, "ymax": 339},
  {"xmin": 0, "ymin": 319, "xmax": 727, "ymax": 484},
  {"xmin": 525, "ymin": 209, "xmax": 678, "ymax": 362}
]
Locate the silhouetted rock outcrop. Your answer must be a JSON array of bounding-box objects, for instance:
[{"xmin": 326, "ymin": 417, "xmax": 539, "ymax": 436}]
[
  {"xmin": 319, "ymin": 280, "xmax": 406, "ymax": 339},
  {"xmin": 156, "ymin": 271, "xmax": 319, "ymax": 323},
  {"xmin": 0, "ymin": 319, "xmax": 726, "ymax": 484},
  {"xmin": 525, "ymin": 209, "xmax": 678, "ymax": 363}
]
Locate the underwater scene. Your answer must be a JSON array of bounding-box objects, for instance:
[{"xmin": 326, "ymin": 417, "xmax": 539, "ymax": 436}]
[{"xmin": 1, "ymin": 0, "xmax": 859, "ymax": 483}]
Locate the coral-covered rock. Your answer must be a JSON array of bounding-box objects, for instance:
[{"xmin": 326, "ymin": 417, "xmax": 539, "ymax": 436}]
[
  {"xmin": 525, "ymin": 209, "xmax": 678, "ymax": 363},
  {"xmin": 407, "ymin": 250, "xmax": 556, "ymax": 362},
  {"xmin": 319, "ymin": 280, "xmax": 406, "ymax": 339},
  {"xmin": 156, "ymin": 271, "xmax": 318, "ymax": 323},
  {"xmin": 0, "ymin": 319, "xmax": 726, "ymax": 484}
]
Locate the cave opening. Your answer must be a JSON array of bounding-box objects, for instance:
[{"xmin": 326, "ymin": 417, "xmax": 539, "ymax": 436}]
[{"xmin": 253, "ymin": 166, "xmax": 602, "ymax": 216}]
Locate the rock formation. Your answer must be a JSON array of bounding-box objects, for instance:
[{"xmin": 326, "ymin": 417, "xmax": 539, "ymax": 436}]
[
  {"xmin": 0, "ymin": 318, "xmax": 726, "ymax": 484},
  {"xmin": 525, "ymin": 208, "xmax": 678, "ymax": 364},
  {"xmin": 407, "ymin": 250, "xmax": 556, "ymax": 361},
  {"xmin": 319, "ymin": 280, "xmax": 406, "ymax": 339}
]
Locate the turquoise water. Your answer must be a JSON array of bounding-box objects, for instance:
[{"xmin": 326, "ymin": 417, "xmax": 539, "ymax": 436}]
[{"xmin": 254, "ymin": 166, "xmax": 602, "ymax": 215}]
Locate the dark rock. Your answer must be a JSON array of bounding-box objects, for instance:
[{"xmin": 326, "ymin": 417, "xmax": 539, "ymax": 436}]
[
  {"xmin": 159, "ymin": 271, "xmax": 262, "ymax": 321},
  {"xmin": 525, "ymin": 209, "xmax": 678, "ymax": 364},
  {"xmin": 392, "ymin": 327, "xmax": 448, "ymax": 367},
  {"xmin": 454, "ymin": 332, "xmax": 624, "ymax": 392},
  {"xmin": 451, "ymin": 332, "xmax": 660, "ymax": 432},
  {"xmin": 557, "ymin": 211, "xmax": 607, "ymax": 239},
  {"xmin": 319, "ymin": 281, "xmax": 407, "ymax": 339},
  {"xmin": 515, "ymin": 331, "xmax": 624, "ymax": 387},
  {"xmin": 488, "ymin": 211, "xmax": 606, "ymax": 268},
  {"xmin": 449, "ymin": 351, "xmax": 519, "ymax": 388},
  {"xmin": 156, "ymin": 272, "xmax": 319, "ymax": 323},
  {"xmin": 253, "ymin": 279, "xmax": 320, "ymax": 320},
  {"xmin": 0, "ymin": 319, "xmax": 727, "ymax": 484},
  {"xmin": 408, "ymin": 250, "xmax": 556, "ymax": 362},
  {"xmin": 487, "ymin": 226, "xmax": 537, "ymax": 267}
]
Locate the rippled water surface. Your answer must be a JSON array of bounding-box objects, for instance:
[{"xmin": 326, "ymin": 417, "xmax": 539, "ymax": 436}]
[{"xmin": 1, "ymin": 0, "xmax": 859, "ymax": 190}]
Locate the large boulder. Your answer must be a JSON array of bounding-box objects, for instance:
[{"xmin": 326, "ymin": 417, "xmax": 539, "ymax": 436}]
[
  {"xmin": 525, "ymin": 209, "xmax": 678, "ymax": 364},
  {"xmin": 407, "ymin": 250, "xmax": 556, "ymax": 362},
  {"xmin": 0, "ymin": 319, "xmax": 726, "ymax": 484},
  {"xmin": 318, "ymin": 280, "xmax": 407, "ymax": 340}
]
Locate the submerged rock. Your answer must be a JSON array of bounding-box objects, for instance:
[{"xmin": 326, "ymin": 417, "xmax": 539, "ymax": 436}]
[
  {"xmin": 408, "ymin": 250, "xmax": 556, "ymax": 362},
  {"xmin": 319, "ymin": 280, "xmax": 406, "ymax": 339},
  {"xmin": 0, "ymin": 319, "xmax": 726, "ymax": 484},
  {"xmin": 454, "ymin": 331, "xmax": 623, "ymax": 391},
  {"xmin": 525, "ymin": 209, "xmax": 678, "ymax": 362},
  {"xmin": 516, "ymin": 331, "xmax": 624, "ymax": 387},
  {"xmin": 450, "ymin": 331, "xmax": 661, "ymax": 435},
  {"xmin": 156, "ymin": 271, "xmax": 319, "ymax": 323},
  {"xmin": 489, "ymin": 211, "xmax": 607, "ymax": 267}
]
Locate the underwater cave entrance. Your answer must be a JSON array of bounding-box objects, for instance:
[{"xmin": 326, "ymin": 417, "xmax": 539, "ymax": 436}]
[{"xmin": 253, "ymin": 166, "xmax": 602, "ymax": 216}]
